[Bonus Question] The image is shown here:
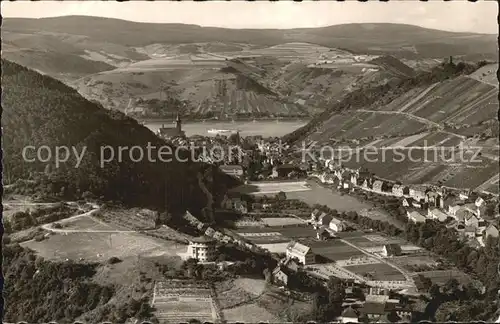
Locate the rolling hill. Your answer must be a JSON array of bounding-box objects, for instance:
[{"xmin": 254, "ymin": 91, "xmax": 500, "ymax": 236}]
[
  {"xmin": 3, "ymin": 16, "xmax": 497, "ymax": 60},
  {"xmin": 73, "ymin": 56, "xmax": 310, "ymax": 118},
  {"xmin": 2, "ymin": 16, "xmax": 496, "ymax": 119},
  {"xmin": 2, "ymin": 59, "xmax": 236, "ymax": 216}
]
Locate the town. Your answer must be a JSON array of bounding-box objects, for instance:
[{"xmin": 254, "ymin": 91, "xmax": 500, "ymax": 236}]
[{"xmin": 143, "ymin": 115, "xmax": 500, "ymax": 323}]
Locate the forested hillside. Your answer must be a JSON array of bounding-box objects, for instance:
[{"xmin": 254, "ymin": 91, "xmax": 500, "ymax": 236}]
[{"xmin": 2, "ymin": 59, "xmax": 236, "ymax": 217}]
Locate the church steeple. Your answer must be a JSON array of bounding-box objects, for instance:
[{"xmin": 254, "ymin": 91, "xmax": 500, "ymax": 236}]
[{"xmin": 175, "ymin": 112, "xmax": 182, "ymax": 132}]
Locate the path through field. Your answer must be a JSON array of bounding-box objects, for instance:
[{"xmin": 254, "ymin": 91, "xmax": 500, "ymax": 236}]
[{"xmin": 340, "ymin": 238, "xmax": 415, "ymax": 288}]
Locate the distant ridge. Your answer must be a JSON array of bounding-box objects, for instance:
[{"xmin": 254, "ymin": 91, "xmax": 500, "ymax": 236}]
[{"xmin": 3, "ymin": 16, "xmax": 496, "ymax": 59}]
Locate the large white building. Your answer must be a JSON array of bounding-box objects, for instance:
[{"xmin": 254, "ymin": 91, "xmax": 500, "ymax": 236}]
[
  {"xmin": 286, "ymin": 241, "xmax": 315, "ymax": 265},
  {"xmin": 183, "ymin": 236, "xmax": 216, "ymax": 262}
]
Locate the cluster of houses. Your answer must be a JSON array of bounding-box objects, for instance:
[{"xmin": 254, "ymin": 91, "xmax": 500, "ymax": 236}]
[
  {"xmin": 271, "ymin": 255, "xmax": 424, "ymax": 323},
  {"xmin": 311, "ymin": 161, "xmax": 499, "ymax": 249},
  {"xmin": 181, "ymin": 211, "xmax": 269, "ymax": 257},
  {"xmin": 309, "ymin": 208, "xmax": 347, "ymax": 238}
]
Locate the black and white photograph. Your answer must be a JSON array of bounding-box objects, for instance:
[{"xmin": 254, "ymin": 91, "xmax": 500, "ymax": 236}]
[{"xmin": 1, "ymin": 1, "xmax": 499, "ymax": 323}]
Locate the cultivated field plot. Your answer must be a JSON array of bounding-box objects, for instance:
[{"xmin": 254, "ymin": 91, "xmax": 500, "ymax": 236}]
[
  {"xmin": 97, "ymin": 208, "xmax": 156, "ymax": 230},
  {"xmin": 222, "ymin": 303, "xmax": 280, "ymax": 323},
  {"xmin": 215, "ymin": 278, "xmax": 266, "ymax": 310},
  {"xmin": 309, "ymin": 240, "xmax": 364, "ymax": 261},
  {"xmin": 443, "ymin": 160, "xmax": 500, "ymax": 190},
  {"xmin": 257, "ymin": 242, "xmax": 290, "ymax": 253},
  {"xmin": 391, "ymin": 255, "xmax": 440, "ymax": 272},
  {"xmin": 343, "ymin": 262, "xmax": 406, "ymax": 281},
  {"xmin": 154, "ymin": 280, "xmax": 215, "ymax": 323},
  {"xmin": 57, "ymin": 215, "xmax": 126, "ymax": 231},
  {"xmin": 409, "ymin": 77, "xmax": 498, "ymax": 126},
  {"xmin": 154, "ymin": 298, "xmax": 215, "ymax": 323},
  {"xmin": 234, "ymin": 278, "xmax": 267, "ymax": 296},
  {"xmin": 236, "ymin": 230, "xmax": 289, "ymax": 244},
  {"xmin": 236, "ymin": 225, "xmax": 317, "ymax": 244},
  {"xmin": 22, "ymin": 231, "xmax": 184, "ymax": 261},
  {"xmin": 342, "ymin": 235, "xmax": 397, "ymax": 249},
  {"xmin": 260, "ymin": 217, "xmax": 306, "ymax": 227},
  {"xmin": 407, "ymin": 132, "xmax": 459, "ymax": 148},
  {"xmin": 287, "ymin": 182, "xmax": 372, "ymax": 212},
  {"xmin": 413, "ymin": 270, "xmax": 472, "ymax": 286},
  {"xmin": 248, "ymin": 181, "xmax": 311, "ymax": 194},
  {"xmin": 256, "ymin": 288, "xmax": 312, "ymax": 320},
  {"xmin": 215, "ymin": 281, "xmax": 256, "ymax": 309}
]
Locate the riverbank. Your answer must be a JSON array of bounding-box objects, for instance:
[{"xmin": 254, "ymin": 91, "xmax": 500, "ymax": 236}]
[
  {"xmin": 144, "ymin": 120, "xmax": 309, "ymax": 138},
  {"xmin": 286, "ymin": 180, "xmax": 405, "ymax": 229},
  {"xmin": 138, "ymin": 117, "xmax": 311, "ymax": 123}
]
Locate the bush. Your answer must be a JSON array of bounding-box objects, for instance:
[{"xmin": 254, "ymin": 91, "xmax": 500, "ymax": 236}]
[{"xmin": 107, "ymin": 256, "xmax": 122, "ymax": 265}]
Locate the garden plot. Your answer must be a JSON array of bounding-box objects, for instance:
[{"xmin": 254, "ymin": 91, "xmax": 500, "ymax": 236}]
[
  {"xmin": 56, "ymin": 215, "xmax": 126, "ymax": 231},
  {"xmin": 257, "ymin": 242, "xmax": 290, "ymax": 253},
  {"xmin": 309, "ymin": 240, "xmax": 364, "ymax": 261},
  {"xmin": 222, "ymin": 303, "xmax": 280, "ymax": 323},
  {"xmin": 391, "ymin": 255, "xmax": 440, "ymax": 272},
  {"xmin": 261, "ymin": 217, "xmax": 306, "ymax": 227},
  {"xmin": 343, "ymin": 262, "xmax": 406, "ymax": 281},
  {"xmin": 215, "ymin": 283, "xmax": 255, "ymax": 309},
  {"xmin": 413, "ymin": 270, "xmax": 472, "ymax": 286},
  {"xmin": 154, "ymin": 280, "xmax": 216, "ymax": 323},
  {"xmin": 154, "ymin": 298, "xmax": 215, "ymax": 323}
]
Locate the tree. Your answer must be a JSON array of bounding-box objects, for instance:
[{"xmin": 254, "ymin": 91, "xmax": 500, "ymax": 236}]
[
  {"xmin": 276, "ymin": 191, "xmax": 287, "ymax": 201},
  {"xmin": 429, "ymin": 284, "xmax": 441, "ymax": 299}
]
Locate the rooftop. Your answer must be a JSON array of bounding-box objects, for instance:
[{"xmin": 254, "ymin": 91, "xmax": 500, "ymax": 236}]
[
  {"xmin": 286, "ymin": 241, "xmax": 311, "ymax": 255},
  {"xmin": 220, "ymin": 165, "xmax": 244, "ymax": 171},
  {"xmin": 189, "ymin": 236, "xmax": 216, "ymax": 244}
]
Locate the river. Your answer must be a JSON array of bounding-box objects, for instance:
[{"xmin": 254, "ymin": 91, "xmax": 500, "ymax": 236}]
[{"xmin": 144, "ymin": 120, "xmax": 308, "ymax": 138}]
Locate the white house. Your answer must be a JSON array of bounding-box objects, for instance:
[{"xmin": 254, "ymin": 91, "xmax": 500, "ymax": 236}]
[
  {"xmin": 310, "ymin": 209, "xmax": 321, "ymax": 222},
  {"xmin": 381, "ymin": 244, "xmax": 402, "ymax": 257},
  {"xmin": 428, "ymin": 208, "xmax": 448, "ymax": 222},
  {"xmin": 329, "ymin": 217, "xmax": 345, "ymax": 232},
  {"xmin": 484, "ymin": 224, "xmax": 499, "ymax": 240},
  {"xmin": 286, "ymin": 241, "xmax": 315, "ymax": 265},
  {"xmin": 407, "ymin": 210, "xmax": 426, "ymax": 223}
]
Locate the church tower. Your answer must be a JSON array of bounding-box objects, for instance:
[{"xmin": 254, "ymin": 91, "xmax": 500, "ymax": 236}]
[{"xmin": 175, "ymin": 112, "xmax": 182, "ymax": 133}]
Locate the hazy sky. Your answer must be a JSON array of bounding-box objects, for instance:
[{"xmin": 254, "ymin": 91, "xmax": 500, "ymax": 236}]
[{"xmin": 2, "ymin": 1, "xmax": 497, "ymax": 34}]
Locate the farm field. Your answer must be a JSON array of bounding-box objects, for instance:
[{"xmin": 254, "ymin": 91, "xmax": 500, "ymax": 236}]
[
  {"xmin": 413, "ymin": 270, "xmax": 473, "ymax": 286},
  {"xmin": 344, "ymin": 234, "xmax": 406, "ymax": 248},
  {"xmin": 260, "ymin": 217, "xmax": 306, "ymax": 226},
  {"xmin": 287, "ymin": 181, "xmax": 403, "ymax": 228},
  {"xmin": 236, "ymin": 225, "xmax": 317, "ymax": 239},
  {"xmin": 257, "ymin": 242, "xmax": 290, "ymax": 253},
  {"xmin": 222, "ymin": 303, "xmax": 280, "ymax": 323},
  {"xmin": 256, "ymin": 288, "xmax": 312, "ymax": 320},
  {"xmin": 154, "ymin": 298, "xmax": 215, "ymax": 323},
  {"xmin": 391, "ymin": 255, "xmax": 440, "ymax": 272},
  {"xmin": 234, "ymin": 278, "xmax": 267, "ymax": 296},
  {"xmin": 309, "ymin": 240, "xmax": 364, "ymax": 261},
  {"xmin": 343, "ymin": 262, "xmax": 406, "ymax": 281},
  {"xmin": 245, "ymin": 181, "xmax": 312, "ymax": 195},
  {"xmin": 154, "ymin": 280, "xmax": 215, "ymax": 323},
  {"xmin": 22, "ymin": 231, "xmax": 185, "ymax": 262},
  {"xmin": 57, "ymin": 215, "xmax": 128, "ymax": 231},
  {"xmin": 215, "ymin": 280, "xmax": 257, "ymax": 309}
]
